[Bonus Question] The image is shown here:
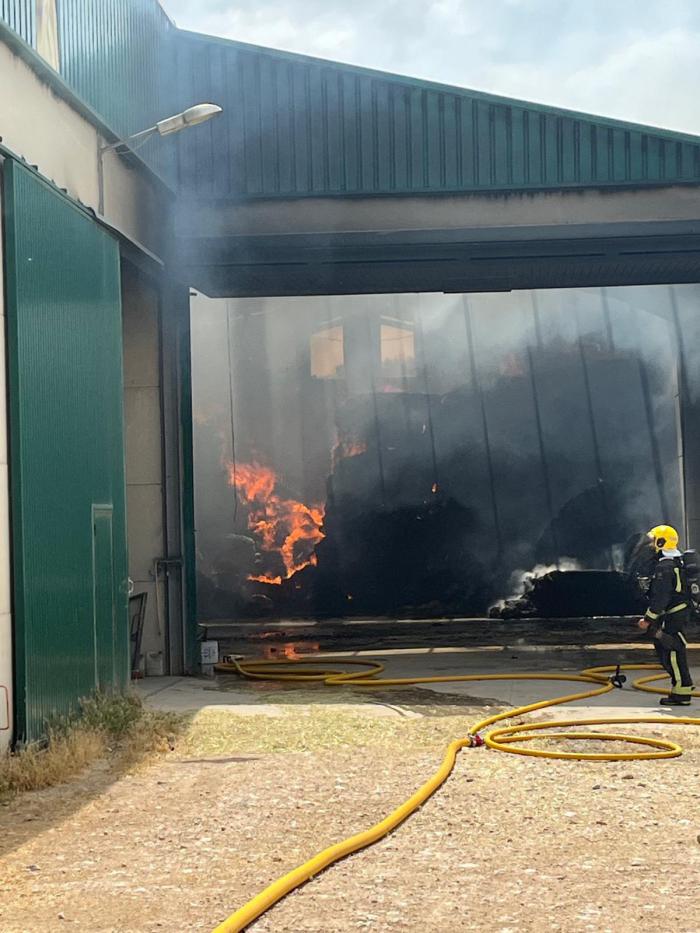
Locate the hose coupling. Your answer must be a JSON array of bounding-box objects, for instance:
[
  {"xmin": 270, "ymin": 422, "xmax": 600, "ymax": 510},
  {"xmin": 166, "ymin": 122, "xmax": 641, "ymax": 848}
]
[
  {"xmin": 610, "ymin": 665, "xmax": 627, "ymax": 689},
  {"xmin": 467, "ymin": 733, "xmax": 485, "ymax": 748}
]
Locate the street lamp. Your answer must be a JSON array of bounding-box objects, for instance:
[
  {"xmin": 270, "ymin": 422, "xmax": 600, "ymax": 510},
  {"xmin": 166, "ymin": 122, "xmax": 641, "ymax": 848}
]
[{"xmin": 97, "ymin": 103, "xmax": 223, "ymax": 212}]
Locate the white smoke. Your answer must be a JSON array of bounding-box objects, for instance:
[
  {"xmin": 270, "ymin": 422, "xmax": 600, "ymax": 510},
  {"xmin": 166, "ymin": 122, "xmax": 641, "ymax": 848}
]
[
  {"xmin": 489, "ymin": 558, "xmax": 582, "ymax": 614},
  {"xmin": 509, "ymin": 559, "xmax": 582, "ymax": 596}
]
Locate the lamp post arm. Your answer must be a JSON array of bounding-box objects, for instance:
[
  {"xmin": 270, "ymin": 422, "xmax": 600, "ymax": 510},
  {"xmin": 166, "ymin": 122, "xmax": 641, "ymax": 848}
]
[
  {"xmin": 99, "ymin": 125, "xmax": 158, "ymax": 155},
  {"xmin": 95, "ymin": 103, "xmax": 221, "ymax": 214}
]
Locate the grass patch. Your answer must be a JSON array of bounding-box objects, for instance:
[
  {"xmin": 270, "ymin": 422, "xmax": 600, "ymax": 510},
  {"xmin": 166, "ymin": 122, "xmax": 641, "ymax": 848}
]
[
  {"xmin": 0, "ymin": 693, "xmax": 182, "ymax": 801},
  {"xmin": 178, "ymin": 706, "xmax": 492, "ymax": 758},
  {"xmin": 178, "ymin": 705, "xmax": 700, "ymax": 765}
]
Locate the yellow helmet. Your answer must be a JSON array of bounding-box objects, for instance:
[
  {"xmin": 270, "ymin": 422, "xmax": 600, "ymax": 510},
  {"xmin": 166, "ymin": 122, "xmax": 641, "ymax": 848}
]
[{"xmin": 647, "ymin": 524, "xmax": 679, "ymax": 552}]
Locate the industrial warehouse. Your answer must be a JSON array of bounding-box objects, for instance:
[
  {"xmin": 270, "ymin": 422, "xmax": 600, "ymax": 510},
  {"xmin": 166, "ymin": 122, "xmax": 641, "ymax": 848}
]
[{"xmin": 0, "ymin": 1, "xmax": 699, "ymax": 931}]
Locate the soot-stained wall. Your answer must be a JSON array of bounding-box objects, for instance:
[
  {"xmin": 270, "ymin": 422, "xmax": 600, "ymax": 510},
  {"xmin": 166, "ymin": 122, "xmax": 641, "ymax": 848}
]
[{"xmin": 191, "ymin": 285, "xmax": 695, "ymax": 621}]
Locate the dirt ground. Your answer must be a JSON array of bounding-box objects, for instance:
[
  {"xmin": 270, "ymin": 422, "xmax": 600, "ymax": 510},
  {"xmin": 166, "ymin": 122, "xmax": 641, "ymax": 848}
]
[{"xmin": 1, "ymin": 673, "xmax": 700, "ymax": 933}]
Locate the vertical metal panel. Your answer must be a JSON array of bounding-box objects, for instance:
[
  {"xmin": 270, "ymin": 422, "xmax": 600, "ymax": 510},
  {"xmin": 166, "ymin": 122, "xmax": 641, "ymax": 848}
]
[
  {"xmin": 425, "ymin": 90, "xmax": 441, "ymax": 190},
  {"xmin": 0, "ymin": 0, "xmax": 35, "ymax": 46},
  {"xmin": 375, "ymin": 81, "xmax": 393, "ymax": 191},
  {"xmin": 175, "ymin": 32, "xmax": 700, "ymax": 199},
  {"xmin": 324, "ymin": 69, "xmax": 342, "ymax": 192},
  {"xmin": 308, "ymin": 64, "xmax": 326, "ymax": 193},
  {"xmin": 56, "ymin": 0, "xmax": 174, "ymax": 135},
  {"xmin": 93, "ymin": 506, "xmax": 117, "ymax": 690},
  {"xmin": 3, "ymin": 161, "xmax": 128, "ymax": 741},
  {"xmin": 458, "ymin": 96, "xmax": 475, "ymax": 186},
  {"xmin": 508, "ymin": 106, "xmax": 519, "ymax": 183},
  {"xmin": 275, "ymin": 60, "xmax": 295, "ymax": 194}
]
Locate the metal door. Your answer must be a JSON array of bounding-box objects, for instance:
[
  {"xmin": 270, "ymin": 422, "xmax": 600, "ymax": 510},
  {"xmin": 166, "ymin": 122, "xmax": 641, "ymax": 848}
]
[{"xmin": 3, "ymin": 161, "xmax": 128, "ymax": 740}]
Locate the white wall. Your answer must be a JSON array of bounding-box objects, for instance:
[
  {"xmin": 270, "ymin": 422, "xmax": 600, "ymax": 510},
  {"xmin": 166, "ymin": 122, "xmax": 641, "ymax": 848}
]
[{"xmin": 0, "ymin": 166, "xmax": 13, "ymax": 752}]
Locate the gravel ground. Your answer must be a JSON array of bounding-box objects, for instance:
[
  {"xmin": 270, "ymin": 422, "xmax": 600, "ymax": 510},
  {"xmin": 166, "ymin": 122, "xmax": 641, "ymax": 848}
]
[{"xmin": 0, "ymin": 698, "xmax": 699, "ymax": 933}]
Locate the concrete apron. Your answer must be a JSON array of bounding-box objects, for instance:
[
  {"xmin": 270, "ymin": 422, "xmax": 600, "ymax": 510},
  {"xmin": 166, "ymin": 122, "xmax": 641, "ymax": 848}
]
[
  {"xmin": 135, "ymin": 644, "xmax": 699, "ymax": 722},
  {"xmin": 351, "ymin": 645, "xmax": 700, "ymax": 720}
]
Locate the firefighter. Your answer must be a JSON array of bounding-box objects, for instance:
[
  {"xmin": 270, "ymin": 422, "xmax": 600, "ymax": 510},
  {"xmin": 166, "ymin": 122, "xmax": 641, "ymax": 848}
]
[{"xmin": 638, "ymin": 524, "xmax": 695, "ymax": 705}]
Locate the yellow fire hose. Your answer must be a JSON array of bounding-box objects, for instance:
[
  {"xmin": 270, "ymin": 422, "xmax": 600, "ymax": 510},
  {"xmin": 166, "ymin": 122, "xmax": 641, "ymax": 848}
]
[{"xmin": 210, "ymin": 657, "xmax": 700, "ymax": 932}]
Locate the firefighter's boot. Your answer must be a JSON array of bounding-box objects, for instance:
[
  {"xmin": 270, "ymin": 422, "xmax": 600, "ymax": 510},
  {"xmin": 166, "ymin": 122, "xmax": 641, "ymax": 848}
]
[{"xmin": 659, "ymin": 693, "xmax": 692, "ymax": 706}]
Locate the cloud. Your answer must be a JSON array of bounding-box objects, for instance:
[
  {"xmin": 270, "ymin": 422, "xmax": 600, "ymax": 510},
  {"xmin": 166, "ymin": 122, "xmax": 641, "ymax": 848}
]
[
  {"xmin": 556, "ymin": 29, "xmax": 700, "ymax": 132},
  {"xmin": 161, "ymin": 0, "xmax": 700, "ymax": 134}
]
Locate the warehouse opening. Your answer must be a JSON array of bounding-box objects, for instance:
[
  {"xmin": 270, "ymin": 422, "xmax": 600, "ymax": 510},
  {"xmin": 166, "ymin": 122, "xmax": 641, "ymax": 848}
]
[{"xmin": 190, "ymin": 283, "xmax": 699, "ymax": 623}]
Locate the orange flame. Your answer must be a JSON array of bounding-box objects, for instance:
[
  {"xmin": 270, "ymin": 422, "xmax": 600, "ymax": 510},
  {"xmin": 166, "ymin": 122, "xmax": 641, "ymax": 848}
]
[
  {"xmin": 261, "ymin": 641, "xmax": 320, "ymax": 660},
  {"xmin": 344, "ymin": 441, "xmax": 367, "ymax": 458},
  {"xmin": 226, "ymin": 461, "xmax": 325, "ymax": 585},
  {"xmin": 331, "ymin": 432, "xmax": 367, "ymax": 469}
]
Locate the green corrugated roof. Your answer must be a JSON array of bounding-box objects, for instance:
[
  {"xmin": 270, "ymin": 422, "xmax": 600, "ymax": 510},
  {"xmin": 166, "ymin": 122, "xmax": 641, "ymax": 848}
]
[{"xmin": 175, "ymin": 29, "xmax": 700, "ymax": 200}]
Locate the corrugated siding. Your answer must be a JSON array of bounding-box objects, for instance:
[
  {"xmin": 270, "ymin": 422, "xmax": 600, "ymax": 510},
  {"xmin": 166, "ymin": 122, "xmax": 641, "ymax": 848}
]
[
  {"xmin": 0, "ymin": 0, "xmax": 34, "ymax": 46},
  {"xmin": 175, "ymin": 33, "xmax": 700, "ymax": 199},
  {"xmin": 57, "ymin": 0, "xmax": 173, "ymax": 138},
  {"xmin": 56, "ymin": 0, "xmax": 176, "ymax": 177},
  {"xmin": 3, "ymin": 161, "xmax": 129, "ymax": 741},
  {"xmin": 4, "ymin": 3, "xmax": 699, "ymax": 199}
]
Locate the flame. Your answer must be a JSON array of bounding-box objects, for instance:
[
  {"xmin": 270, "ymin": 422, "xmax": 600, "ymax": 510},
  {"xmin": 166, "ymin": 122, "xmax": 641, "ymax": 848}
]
[
  {"xmin": 261, "ymin": 641, "xmax": 320, "ymax": 660},
  {"xmin": 331, "ymin": 432, "xmax": 367, "ymax": 469},
  {"xmin": 226, "ymin": 461, "xmax": 325, "ymax": 585}
]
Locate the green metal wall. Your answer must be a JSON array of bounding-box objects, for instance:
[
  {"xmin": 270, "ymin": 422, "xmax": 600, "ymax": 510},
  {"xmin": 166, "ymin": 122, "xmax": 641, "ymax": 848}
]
[
  {"xmin": 3, "ymin": 160, "xmax": 129, "ymax": 741},
  {"xmin": 175, "ymin": 32, "xmax": 700, "ymax": 200},
  {"xmin": 57, "ymin": 0, "xmax": 175, "ymax": 149}
]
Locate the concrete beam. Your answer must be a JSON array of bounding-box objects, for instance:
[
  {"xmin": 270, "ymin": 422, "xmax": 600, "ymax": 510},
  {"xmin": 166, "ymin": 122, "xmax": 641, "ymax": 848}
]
[
  {"xmin": 176, "ymin": 185, "xmax": 700, "ymax": 240},
  {"xmin": 178, "ymin": 221, "xmax": 700, "ymax": 298}
]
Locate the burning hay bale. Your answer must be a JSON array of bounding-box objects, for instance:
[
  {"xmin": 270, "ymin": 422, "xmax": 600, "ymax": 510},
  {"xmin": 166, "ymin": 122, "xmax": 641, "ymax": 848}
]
[
  {"xmin": 225, "ymin": 461, "xmax": 325, "ymax": 586},
  {"xmin": 489, "ymin": 567, "xmax": 646, "ymax": 620}
]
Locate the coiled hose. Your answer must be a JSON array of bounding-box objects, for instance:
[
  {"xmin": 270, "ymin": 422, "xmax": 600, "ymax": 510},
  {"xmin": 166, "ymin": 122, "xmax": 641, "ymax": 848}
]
[{"xmin": 210, "ymin": 657, "xmax": 700, "ymax": 932}]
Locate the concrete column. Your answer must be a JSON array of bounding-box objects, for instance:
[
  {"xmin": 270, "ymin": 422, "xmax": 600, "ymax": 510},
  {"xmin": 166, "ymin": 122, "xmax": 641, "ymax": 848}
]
[
  {"xmin": 0, "ymin": 165, "xmax": 13, "ymax": 751},
  {"xmin": 122, "ymin": 262, "xmax": 166, "ymax": 672},
  {"xmin": 122, "ymin": 267, "xmax": 191, "ymax": 676},
  {"xmin": 160, "ymin": 286, "xmax": 188, "ymax": 675}
]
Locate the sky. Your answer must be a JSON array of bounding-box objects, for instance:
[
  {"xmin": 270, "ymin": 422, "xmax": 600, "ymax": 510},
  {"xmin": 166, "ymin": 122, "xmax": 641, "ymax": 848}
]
[{"xmin": 161, "ymin": 0, "xmax": 700, "ymax": 136}]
